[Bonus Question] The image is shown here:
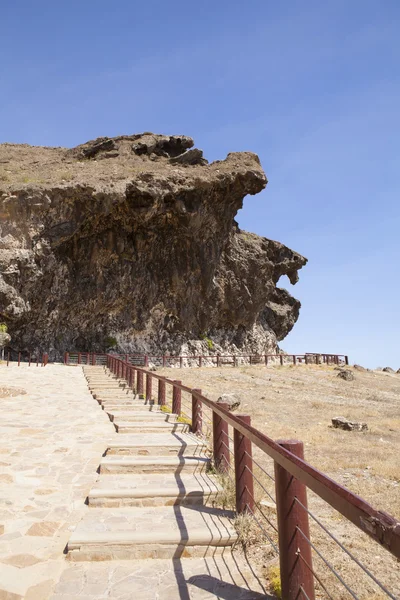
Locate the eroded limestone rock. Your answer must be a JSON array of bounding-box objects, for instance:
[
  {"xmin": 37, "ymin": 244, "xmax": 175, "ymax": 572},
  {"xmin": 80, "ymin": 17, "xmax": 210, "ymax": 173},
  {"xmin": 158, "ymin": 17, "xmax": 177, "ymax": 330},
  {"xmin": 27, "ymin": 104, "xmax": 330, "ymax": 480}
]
[{"xmin": 0, "ymin": 134, "xmax": 307, "ymax": 358}]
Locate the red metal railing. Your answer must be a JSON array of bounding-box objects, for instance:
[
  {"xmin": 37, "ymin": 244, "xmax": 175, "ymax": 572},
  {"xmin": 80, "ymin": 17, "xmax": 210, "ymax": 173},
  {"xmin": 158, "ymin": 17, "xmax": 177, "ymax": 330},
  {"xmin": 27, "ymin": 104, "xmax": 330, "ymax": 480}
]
[
  {"xmin": 65, "ymin": 351, "xmax": 349, "ymax": 368},
  {"xmin": 4, "ymin": 352, "xmax": 49, "ymax": 367},
  {"xmin": 105, "ymin": 354, "xmax": 399, "ymax": 600}
]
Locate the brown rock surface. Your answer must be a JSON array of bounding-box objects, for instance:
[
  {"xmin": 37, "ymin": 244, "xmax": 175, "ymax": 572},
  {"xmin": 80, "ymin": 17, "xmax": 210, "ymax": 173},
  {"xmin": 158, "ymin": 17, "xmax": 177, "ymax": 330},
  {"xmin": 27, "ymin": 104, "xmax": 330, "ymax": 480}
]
[{"xmin": 0, "ymin": 134, "xmax": 307, "ymax": 358}]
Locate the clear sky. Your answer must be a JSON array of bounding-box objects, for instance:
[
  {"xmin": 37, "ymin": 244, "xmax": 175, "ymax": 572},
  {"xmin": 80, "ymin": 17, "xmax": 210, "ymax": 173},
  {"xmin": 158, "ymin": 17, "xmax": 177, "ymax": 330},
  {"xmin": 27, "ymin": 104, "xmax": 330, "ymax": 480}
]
[{"xmin": 1, "ymin": 1, "xmax": 399, "ymax": 368}]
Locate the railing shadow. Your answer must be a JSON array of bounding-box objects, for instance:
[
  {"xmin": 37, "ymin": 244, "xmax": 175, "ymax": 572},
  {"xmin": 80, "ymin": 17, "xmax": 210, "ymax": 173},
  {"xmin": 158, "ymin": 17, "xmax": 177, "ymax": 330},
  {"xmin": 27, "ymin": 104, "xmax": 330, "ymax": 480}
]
[{"xmin": 169, "ymin": 431, "xmax": 268, "ymax": 600}]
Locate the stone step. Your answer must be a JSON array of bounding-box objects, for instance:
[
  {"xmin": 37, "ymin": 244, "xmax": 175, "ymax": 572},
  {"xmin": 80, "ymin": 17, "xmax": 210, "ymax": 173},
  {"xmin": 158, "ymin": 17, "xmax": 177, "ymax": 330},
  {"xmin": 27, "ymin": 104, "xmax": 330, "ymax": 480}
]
[
  {"xmin": 103, "ymin": 404, "xmax": 163, "ymax": 413},
  {"xmin": 106, "ymin": 433, "xmax": 208, "ymax": 457},
  {"xmin": 106, "ymin": 410, "xmax": 178, "ymax": 422},
  {"xmin": 92, "ymin": 392, "xmax": 135, "ymax": 399},
  {"xmin": 88, "ymin": 471, "xmax": 219, "ymax": 507},
  {"xmin": 67, "ymin": 505, "xmax": 236, "ymax": 560},
  {"xmin": 52, "ymin": 555, "xmax": 267, "ymax": 598},
  {"xmin": 100, "ymin": 455, "xmax": 210, "ymax": 474},
  {"xmin": 114, "ymin": 420, "xmax": 190, "ymax": 434}
]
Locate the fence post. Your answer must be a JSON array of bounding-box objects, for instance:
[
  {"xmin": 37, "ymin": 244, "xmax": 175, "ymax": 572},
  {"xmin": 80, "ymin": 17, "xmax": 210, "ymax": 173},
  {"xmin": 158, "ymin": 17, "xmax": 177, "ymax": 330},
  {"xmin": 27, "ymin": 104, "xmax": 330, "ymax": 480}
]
[
  {"xmin": 233, "ymin": 355, "xmax": 237, "ymax": 367},
  {"xmin": 304, "ymin": 354, "xmax": 308, "ymax": 365},
  {"xmin": 191, "ymin": 389, "xmax": 202, "ymax": 435},
  {"xmin": 180, "ymin": 356, "xmax": 183, "ymax": 368},
  {"xmin": 234, "ymin": 415, "xmax": 255, "ymax": 514},
  {"xmin": 144, "ymin": 355, "xmax": 149, "ymax": 368},
  {"xmin": 29, "ymin": 352, "xmax": 31, "ymax": 367},
  {"xmin": 7, "ymin": 352, "xmax": 10, "ymax": 366},
  {"xmin": 172, "ymin": 380, "xmax": 182, "ymax": 416},
  {"xmin": 158, "ymin": 379, "xmax": 166, "ymax": 406},
  {"xmin": 163, "ymin": 355, "xmax": 166, "ymax": 367},
  {"xmin": 279, "ymin": 354, "xmax": 284, "ymax": 366},
  {"xmin": 78, "ymin": 352, "xmax": 81, "ymax": 365},
  {"xmin": 199, "ymin": 356, "xmax": 202, "ymax": 368},
  {"xmin": 137, "ymin": 370, "xmax": 144, "ymax": 397},
  {"xmin": 265, "ymin": 355, "xmax": 268, "ymax": 366},
  {"xmin": 274, "ymin": 440, "xmax": 315, "ymax": 600},
  {"xmin": 213, "ymin": 403, "xmax": 230, "ymax": 473},
  {"xmin": 146, "ymin": 373, "xmax": 152, "ymax": 402},
  {"xmin": 293, "ymin": 355, "xmax": 296, "ymax": 365},
  {"xmin": 345, "ymin": 355, "xmax": 349, "ymax": 366},
  {"xmin": 18, "ymin": 352, "xmax": 21, "ymax": 366},
  {"xmin": 216, "ymin": 354, "xmax": 220, "ymax": 368}
]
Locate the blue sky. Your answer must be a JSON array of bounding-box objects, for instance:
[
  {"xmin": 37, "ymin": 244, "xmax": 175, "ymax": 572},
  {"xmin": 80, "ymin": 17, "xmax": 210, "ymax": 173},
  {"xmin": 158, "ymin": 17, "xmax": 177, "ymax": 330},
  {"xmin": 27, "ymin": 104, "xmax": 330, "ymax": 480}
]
[{"xmin": 1, "ymin": 1, "xmax": 399, "ymax": 367}]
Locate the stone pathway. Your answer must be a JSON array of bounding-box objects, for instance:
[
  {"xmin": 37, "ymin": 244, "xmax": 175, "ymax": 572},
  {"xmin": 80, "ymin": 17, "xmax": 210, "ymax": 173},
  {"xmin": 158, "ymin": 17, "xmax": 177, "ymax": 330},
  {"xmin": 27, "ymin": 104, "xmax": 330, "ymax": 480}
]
[
  {"xmin": 0, "ymin": 363, "xmax": 114, "ymax": 599},
  {"xmin": 0, "ymin": 364, "xmax": 268, "ymax": 598}
]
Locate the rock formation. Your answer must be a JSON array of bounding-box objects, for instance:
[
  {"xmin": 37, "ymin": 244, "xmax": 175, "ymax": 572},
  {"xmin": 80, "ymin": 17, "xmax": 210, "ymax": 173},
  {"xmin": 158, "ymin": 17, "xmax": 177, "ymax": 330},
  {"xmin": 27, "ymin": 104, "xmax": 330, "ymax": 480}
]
[{"xmin": 0, "ymin": 133, "xmax": 307, "ymax": 358}]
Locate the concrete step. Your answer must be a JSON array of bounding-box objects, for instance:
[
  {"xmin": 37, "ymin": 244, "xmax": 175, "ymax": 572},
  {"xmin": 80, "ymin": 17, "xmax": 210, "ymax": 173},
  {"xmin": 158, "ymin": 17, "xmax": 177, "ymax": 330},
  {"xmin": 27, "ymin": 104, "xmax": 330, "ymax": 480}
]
[
  {"xmin": 107, "ymin": 411, "xmax": 178, "ymax": 423},
  {"xmin": 100, "ymin": 455, "xmax": 210, "ymax": 474},
  {"xmin": 88, "ymin": 471, "xmax": 219, "ymax": 507},
  {"xmin": 114, "ymin": 421, "xmax": 190, "ymax": 434},
  {"xmin": 67, "ymin": 505, "xmax": 236, "ymax": 560},
  {"xmin": 106, "ymin": 433, "xmax": 208, "ymax": 457}
]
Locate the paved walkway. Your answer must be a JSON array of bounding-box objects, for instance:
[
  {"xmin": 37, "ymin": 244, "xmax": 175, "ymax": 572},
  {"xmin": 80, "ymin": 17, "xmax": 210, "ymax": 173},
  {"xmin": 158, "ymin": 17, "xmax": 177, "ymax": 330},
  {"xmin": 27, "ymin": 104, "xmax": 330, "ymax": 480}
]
[{"xmin": 0, "ymin": 364, "xmax": 268, "ymax": 599}]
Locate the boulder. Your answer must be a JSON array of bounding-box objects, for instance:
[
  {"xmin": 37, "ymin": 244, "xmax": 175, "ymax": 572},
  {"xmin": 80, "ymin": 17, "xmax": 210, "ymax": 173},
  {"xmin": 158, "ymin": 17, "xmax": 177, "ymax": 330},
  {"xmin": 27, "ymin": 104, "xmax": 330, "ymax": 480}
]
[
  {"xmin": 353, "ymin": 364, "xmax": 366, "ymax": 371},
  {"xmin": 337, "ymin": 370, "xmax": 355, "ymax": 381},
  {"xmin": 332, "ymin": 417, "xmax": 368, "ymax": 432},
  {"xmin": 217, "ymin": 393, "xmax": 241, "ymax": 411},
  {"xmin": 0, "ymin": 332, "xmax": 11, "ymax": 348},
  {"xmin": 383, "ymin": 367, "xmax": 395, "ymax": 373}
]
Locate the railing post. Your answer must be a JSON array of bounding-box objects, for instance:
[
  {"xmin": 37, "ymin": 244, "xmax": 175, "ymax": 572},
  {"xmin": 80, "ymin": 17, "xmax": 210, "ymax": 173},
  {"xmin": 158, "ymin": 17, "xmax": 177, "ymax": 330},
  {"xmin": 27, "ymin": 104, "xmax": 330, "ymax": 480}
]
[
  {"xmin": 29, "ymin": 352, "xmax": 31, "ymax": 367},
  {"xmin": 158, "ymin": 378, "xmax": 166, "ymax": 406},
  {"xmin": 234, "ymin": 415, "xmax": 254, "ymax": 514},
  {"xmin": 191, "ymin": 389, "xmax": 202, "ymax": 435},
  {"xmin": 146, "ymin": 373, "xmax": 152, "ymax": 402},
  {"xmin": 18, "ymin": 352, "xmax": 21, "ymax": 366},
  {"xmin": 86, "ymin": 352, "xmax": 90, "ymax": 365},
  {"xmin": 180, "ymin": 356, "xmax": 183, "ymax": 368},
  {"xmin": 78, "ymin": 352, "xmax": 81, "ymax": 365},
  {"xmin": 144, "ymin": 355, "xmax": 149, "ymax": 368},
  {"xmin": 316, "ymin": 354, "xmax": 320, "ymax": 365},
  {"xmin": 163, "ymin": 355, "xmax": 166, "ymax": 367},
  {"xmin": 137, "ymin": 370, "xmax": 144, "ymax": 397},
  {"xmin": 216, "ymin": 354, "xmax": 220, "ymax": 368},
  {"xmin": 345, "ymin": 355, "xmax": 349, "ymax": 366},
  {"xmin": 274, "ymin": 440, "xmax": 315, "ymax": 600},
  {"xmin": 265, "ymin": 355, "xmax": 268, "ymax": 366},
  {"xmin": 233, "ymin": 355, "xmax": 237, "ymax": 367},
  {"xmin": 199, "ymin": 356, "xmax": 202, "ymax": 368},
  {"xmin": 212, "ymin": 403, "xmax": 230, "ymax": 473},
  {"xmin": 304, "ymin": 354, "xmax": 308, "ymax": 365},
  {"xmin": 172, "ymin": 380, "xmax": 182, "ymax": 415},
  {"xmin": 293, "ymin": 355, "xmax": 296, "ymax": 365}
]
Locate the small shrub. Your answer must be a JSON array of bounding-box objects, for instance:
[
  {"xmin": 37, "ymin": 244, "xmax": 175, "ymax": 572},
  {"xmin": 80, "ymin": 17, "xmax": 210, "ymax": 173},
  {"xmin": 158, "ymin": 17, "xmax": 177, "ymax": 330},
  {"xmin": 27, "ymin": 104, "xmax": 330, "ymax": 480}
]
[
  {"xmin": 268, "ymin": 565, "xmax": 282, "ymax": 598},
  {"xmin": 200, "ymin": 332, "xmax": 214, "ymax": 350},
  {"xmin": 105, "ymin": 336, "xmax": 118, "ymax": 348},
  {"xmin": 0, "ymin": 323, "xmax": 8, "ymax": 333},
  {"xmin": 233, "ymin": 512, "xmax": 260, "ymax": 548}
]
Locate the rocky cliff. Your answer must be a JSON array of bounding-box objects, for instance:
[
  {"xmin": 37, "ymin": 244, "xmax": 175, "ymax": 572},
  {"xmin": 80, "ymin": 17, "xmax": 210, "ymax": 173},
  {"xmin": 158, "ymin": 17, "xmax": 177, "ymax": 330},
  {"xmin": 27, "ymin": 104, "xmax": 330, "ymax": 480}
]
[{"xmin": 0, "ymin": 133, "xmax": 307, "ymax": 358}]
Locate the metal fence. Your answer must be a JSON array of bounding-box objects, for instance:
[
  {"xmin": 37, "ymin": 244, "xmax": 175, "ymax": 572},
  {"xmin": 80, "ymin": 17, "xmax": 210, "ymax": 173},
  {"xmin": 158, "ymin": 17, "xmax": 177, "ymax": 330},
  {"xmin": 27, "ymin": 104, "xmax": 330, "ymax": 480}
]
[
  {"xmin": 106, "ymin": 354, "xmax": 399, "ymax": 600},
  {"xmin": 64, "ymin": 351, "xmax": 349, "ymax": 368},
  {"xmin": 2, "ymin": 351, "xmax": 49, "ymax": 366}
]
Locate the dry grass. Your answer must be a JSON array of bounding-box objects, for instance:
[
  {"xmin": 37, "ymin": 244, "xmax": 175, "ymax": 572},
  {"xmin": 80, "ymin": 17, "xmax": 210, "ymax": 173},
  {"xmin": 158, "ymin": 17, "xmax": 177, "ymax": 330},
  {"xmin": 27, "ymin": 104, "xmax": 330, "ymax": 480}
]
[{"xmin": 156, "ymin": 363, "xmax": 400, "ymax": 599}]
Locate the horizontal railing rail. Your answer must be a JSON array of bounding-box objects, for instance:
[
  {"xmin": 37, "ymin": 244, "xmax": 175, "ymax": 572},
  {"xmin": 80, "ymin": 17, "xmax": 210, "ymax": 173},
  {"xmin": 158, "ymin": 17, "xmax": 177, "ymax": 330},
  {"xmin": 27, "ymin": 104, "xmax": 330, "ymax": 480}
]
[{"xmin": 105, "ymin": 353, "xmax": 399, "ymax": 600}]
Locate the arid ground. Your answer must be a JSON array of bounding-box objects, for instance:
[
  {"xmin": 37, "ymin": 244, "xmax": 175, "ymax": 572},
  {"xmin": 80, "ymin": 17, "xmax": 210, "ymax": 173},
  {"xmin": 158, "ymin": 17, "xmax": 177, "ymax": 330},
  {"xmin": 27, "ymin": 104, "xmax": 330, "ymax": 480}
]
[{"xmin": 156, "ymin": 363, "xmax": 400, "ymax": 599}]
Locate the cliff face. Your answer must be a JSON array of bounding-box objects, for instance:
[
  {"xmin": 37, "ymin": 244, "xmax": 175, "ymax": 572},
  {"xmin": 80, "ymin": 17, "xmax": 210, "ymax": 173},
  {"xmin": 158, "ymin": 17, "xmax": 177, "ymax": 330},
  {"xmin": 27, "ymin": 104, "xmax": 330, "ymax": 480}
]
[{"xmin": 0, "ymin": 134, "xmax": 307, "ymax": 357}]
